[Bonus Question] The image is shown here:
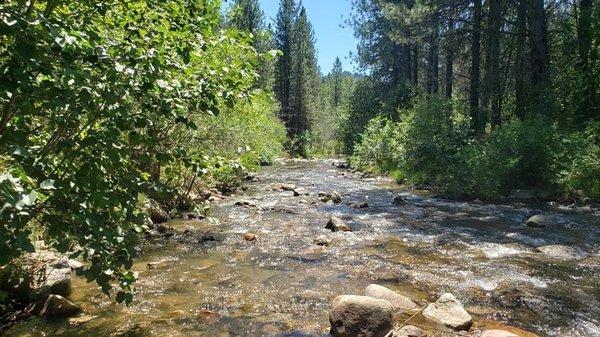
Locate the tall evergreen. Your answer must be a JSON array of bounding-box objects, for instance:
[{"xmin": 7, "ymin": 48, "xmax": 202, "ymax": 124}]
[
  {"xmin": 332, "ymin": 57, "xmax": 343, "ymax": 107},
  {"xmin": 275, "ymin": 0, "xmax": 299, "ymax": 133}
]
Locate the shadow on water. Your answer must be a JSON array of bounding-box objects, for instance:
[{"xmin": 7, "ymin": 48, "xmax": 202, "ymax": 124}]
[{"xmin": 5, "ymin": 159, "xmax": 600, "ymax": 336}]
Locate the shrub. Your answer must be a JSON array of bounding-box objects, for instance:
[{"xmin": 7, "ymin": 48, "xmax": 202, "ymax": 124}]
[
  {"xmin": 555, "ymin": 126, "xmax": 600, "ymax": 199},
  {"xmin": 350, "ymin": 116, "xmax": 403, "ymax": 174}
]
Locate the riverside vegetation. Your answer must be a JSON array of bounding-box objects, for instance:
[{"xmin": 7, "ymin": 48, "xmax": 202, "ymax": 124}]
[{"xmin": 1, "ymin": 0, "xmax": 599, "ymax": 336}]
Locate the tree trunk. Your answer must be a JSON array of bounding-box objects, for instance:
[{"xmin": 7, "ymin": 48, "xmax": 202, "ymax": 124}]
[
  {"xmin": 445, "ymin": 16, "xmax": 454, "ymax": 99},
  {"xmin": 470, "ymin": 0, "xmax": 483, "ymax": 134},
  {"xmin": 412, "ymin": 43, "xmax": 419, "ymax": 87},
  {"xmin": 515, "ymin": 0, "xmax": 527, "ymax": 119},
  {"xmin": 527, "ymin": 0, "xmax": 550, "ymax": 115},
  {"xmin": 427, "ymin": 17, "xmax": 439, "ymax": 94},
  {"xmin": 576, "ymin": 0, "xmax": 596, "ymax": 124},
  {"xmin": 485, "ymin": 0, "xmax": 502, "ymax": 127}
]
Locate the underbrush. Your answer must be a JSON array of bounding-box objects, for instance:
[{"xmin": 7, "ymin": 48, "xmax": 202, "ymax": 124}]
[{"xmin": 350, "ymin": 96, "xmax": 599, "ymax": 200}]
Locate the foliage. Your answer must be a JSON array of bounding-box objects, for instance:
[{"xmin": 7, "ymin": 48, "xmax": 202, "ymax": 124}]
[
  {"xmin": 350, "ymin": 116, "xmax": 403, "ymax": 174},
  {"xmin": 0, "ymin": 0, "xmax": 267, "ymax": 302}
]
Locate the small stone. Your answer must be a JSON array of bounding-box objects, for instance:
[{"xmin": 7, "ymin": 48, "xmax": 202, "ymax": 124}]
[
  {"xmin": 314, "ymin": 235, "xmax": 331, "ymax": 246},
  {"xmin": 235, "ymin": 199, "xmax": 257, "ymax": 207},
  {"xmin": 293, "ymin": 188, "xmax": 308, "ymax": 196},
  {"xmin": 330, "ymin": 191, "xmax": 342, "ymax": 204},
  {"xmin": 393, "ymin": 195, "xmax": 407, "ymax": 205},
  {"xmin": 348, "ymin": 201, "xmax": 369, "ymax": 209},
  {"xmin": 422, "ymin": 293, "xmax": 472, "ymax": 331},
  {"xmin": 329, "ymin": 295, "xmax": 393, "ymax": 337},
  {"xmin": 326, "ymin": 216, "xmax": 352, "ymax": 232},
  {"xmin": 243, "ymin": 233, "xmax": 258, "ymax": 241},
  {"xmin": 365, "ymin": 284, "xmax": 418, "ymax": 313},
  {"xmin": 36, "ymin": 294, "xmax": 81, "ymax": 317},
  {"xmin": 273, "ymin": 183, "xmax": 296, "ymax": 191},
  {"xmin": 394, "ymin": 325, "xmax": 425, "ymax": 337}
]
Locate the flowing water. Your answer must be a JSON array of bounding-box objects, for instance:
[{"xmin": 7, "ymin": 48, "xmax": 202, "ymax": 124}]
[{"xmin": 5, "ymin": 160, "xmax": 600, "ymax": 337}]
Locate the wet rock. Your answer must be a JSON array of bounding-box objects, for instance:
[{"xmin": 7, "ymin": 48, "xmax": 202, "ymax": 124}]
[
  {"xmin": 143, "ymin": 199, "xmax": 169, "ymax": 224},
  {"xmin": 331, "ymin": 160, "xmax": 350, "ymax": 169},
  {"xmin": 293, "ymin": 188, "xmax": 308, "ymax": 196},
  {"xmin": 331, "ymin": 191, "xmax": 343, "ymax": 204},
  {"xmin": 480, "ymin": 330, "xmax": 519, "ymax": 337},
  {"xmin": 243, "ymin": 233, "xmax": 259, "ymax": 241},
  {"xmin": 273, "ymin": 183, "xmax": 297, "ymax": 191},
  {"xmin": 362, "ymin": 172, "xmax": 375, "ymax": 179},
  {"xmin": 156, "ymin": 223, "xmax": 175, "ymax": 237},
  {"xmin": 348, "ymin": 201, "xmax": 369, "ymax": 209},
  {"xmin": 54, "ymin": 258, "xmax": 84, "ymax": 270},
  {"xmin": 393, "ymin": 196, "xmax": 407, "ymax": 205},
  {"xmin": 524, "ymin": 214, "xmax": 554, "ymax": 228},
  {"xmin": 35, "ymin": 294, "xmax": 81, "ymax": 317},
  {"xmin": 393, "ymin": 325, "xmax": 425, "ymax": 337},
  {"xmin": 422, "ymin": 293, "xmax": 472, "ymax": 331},
  {"xmin": 326, "ymin": 216, "xmax": 352, "ymax": 232},
  {"xmin": 365, "ymin": 284, "xmax": 418, "ymax": 313},
  {"xmin": 235, "ymin": 199, "xmax": 258, "ymax": 208},
  {"xmin": 329, "ymin": 295, "xmax": 393, "ymax": 337},
  {"xmin": 537, "ymin": 244, "xmax": 587, "ymax": 261},
  {"xmin": 509, "ymin": 189, "xmax": 536, "ymax": 200},
  {"xmin": 314, "ymin": 235, "xmax": 332, "ymax": 246}
]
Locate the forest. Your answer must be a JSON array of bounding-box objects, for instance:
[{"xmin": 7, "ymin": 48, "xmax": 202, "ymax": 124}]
[{"xmin": 0, "ymin": 0, "xmax": 599, "ymax": 336}]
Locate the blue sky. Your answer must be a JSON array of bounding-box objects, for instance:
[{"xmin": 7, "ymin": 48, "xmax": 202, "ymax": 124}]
[{"xmin": 244, "ymin": 0, "xmax": 358, "ymax": 74}]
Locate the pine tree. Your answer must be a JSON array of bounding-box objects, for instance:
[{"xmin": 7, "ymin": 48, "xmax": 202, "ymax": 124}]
[
  {"xmin": 274, "ymin": 0, "xmax": 299, "ymax": 132},
  {"xmin": 290, "ymin": 6, "xmax": 319, "ymax": 150},
  {"xmin": 332, "ymin": 57, "xmax": 343, "ymax": 107}
]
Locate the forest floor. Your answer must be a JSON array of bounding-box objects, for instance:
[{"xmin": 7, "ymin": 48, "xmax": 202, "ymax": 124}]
[{"xmin": 5, "ymin": 159, "xmax": 600, "ymax": 337}]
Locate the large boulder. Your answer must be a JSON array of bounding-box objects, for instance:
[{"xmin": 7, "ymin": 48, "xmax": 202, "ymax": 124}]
[
  {"xmin": 329, "ymin": 295, "xmax": 394, "ymax": 337},
  {"xmin": 393, "ymin": 325, "xmax": 425, "ymax": 337},
  {"xmin": 32, "ymin": 265, "xmax": 72, "ymax": 298},
  {"xmin": 365, "ymin": 284, "xmax": 418, "ymax": 313},
  {"xmin": 524, "ymin": 214, "xmax": 554, "ymax": 228},
  {"xmin": 326, "ymin": 216, "xmax": 352, "ymax": 232},
  {"xmin": 35, "ymin": 294, "xmax": 81, "ymax": 317},
  {"xmin": 422, "ymin": 293, "xmax": 472, "ymax": 331}
]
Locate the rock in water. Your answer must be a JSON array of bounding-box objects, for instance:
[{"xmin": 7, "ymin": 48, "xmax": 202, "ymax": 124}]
[
  {"xmin": 314, "ymin": 235, "xmax": 332, "ymax": 246},
  {"xmin": 326, "ymin": 216, "xmax": 352, "ymax": 232},
  {"xmin": 36, "ymin": 294, "xmax": 81, "ymax": 317},
  {"xmin": 524, "ymin": 214, "xmax": 554, "ymax": 228},
  {"xmin": 422, "ymin": 293, "xmax": 472, "ymax": 331},
  {"xmin": 481, "ymin": 330, "xmax": 519, "ymax": 337},
  {"xmin": 537, "ymin": 245, "xmax": 587, "ymax": 261},
  {"xmin": 293, "ymin": 188, "xmax": 308, "ymax": 196},
  {"xmin": 393, "ymin": 196, "xmax": 406, "ymax": 205},
  {"xmin": 329, "ymin": 295, "xmax": 393, "ymax": 337},
  {"xmin": 143, "ymin": 199, "xmax": 169, "ymax": 224},
  {"xmin": 243, "ymin": 233, "xmax": 258, "ymax": 241},
  {"xmin": 331, "ymin": 191, "xmax": 343, "ymax": 204},
  {"xmin": 365, "ymin": 284, "xmax": 418, "ymax": 313},
  {"xmin": 394, "ymin": 325, "xmax": 425, "ymax": 337}
]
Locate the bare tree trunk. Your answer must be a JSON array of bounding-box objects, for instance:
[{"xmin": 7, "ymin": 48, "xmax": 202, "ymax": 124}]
[
  {"xmin": 470, "ymin": 0, "xmax": 483, "ymax": 134},
  {"xmin": 412, "ymin": 43, "xmax": 419, "ymax": 88}
]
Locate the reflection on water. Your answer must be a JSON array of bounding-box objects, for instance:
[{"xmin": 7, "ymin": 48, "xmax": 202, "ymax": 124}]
[{"xmin": 6, "ymin": 159, "xmax": 600, "ymax": 336}]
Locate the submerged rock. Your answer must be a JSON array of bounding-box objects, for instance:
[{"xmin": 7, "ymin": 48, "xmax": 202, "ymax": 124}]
[
  {"xmin": 365, "ymin": 284, "xmax": 418, "ymax": 313},
  {"xmin": 481, "ymin": 330, "xmax": 519, "ymax": 337},
  {"xmin": 393, "ymin": 195, "xmax": 407, "ymax": 205},
  {"xmin": 314, "ymin": 235, "xmax": 332, "ymax": 246},
  {"xmin": 35, "ymin": 294, "xmax": 81, "ymax": 317},
  {"xmin": 329, "ymin": 295, "xmax": 393, "ymax": 337},
  {"xmin": 524, "ymin": 214, "xmax": 554, "ymax": 228},
  {"xmin": 422, "ymin": 293, "xmax": 472, "ymax": 331},
  {"xmin": 326, "ymin": 216, "xmax": 352, "ymax": 232},
  {"xmin": 537, "ymin": 244, "xmax": 587, "ymax": 261},
  {"xmin": 348, "ymin": 201, "xmax": 369, "ymax": 209},
  {"xmin": 393, "ymin": 325, "xmax": 425, "ymax": 337},
  {"xmin": 243, "ymin": 233, "xmax": 259, "ymax": 241}
]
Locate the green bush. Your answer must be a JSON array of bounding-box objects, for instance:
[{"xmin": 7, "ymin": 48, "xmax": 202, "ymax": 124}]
[
  {"xmin": 555, "ymin": 126, "xmax": 600, "ymax": 199},
  {"xmin": 350, "ymin": 116, "xmax": 403, "ymax": 174}
]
